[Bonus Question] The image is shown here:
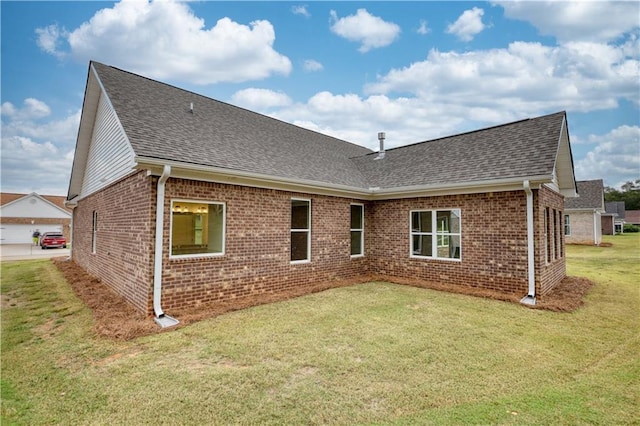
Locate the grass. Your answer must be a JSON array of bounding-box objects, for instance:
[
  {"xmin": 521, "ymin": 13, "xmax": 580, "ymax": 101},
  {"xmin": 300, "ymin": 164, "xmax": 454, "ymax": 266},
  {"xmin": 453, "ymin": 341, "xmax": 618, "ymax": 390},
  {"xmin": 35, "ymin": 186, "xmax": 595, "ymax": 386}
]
[{"xmin": 2, "ymin": 234, "xmax": 639, "ymax": 425}]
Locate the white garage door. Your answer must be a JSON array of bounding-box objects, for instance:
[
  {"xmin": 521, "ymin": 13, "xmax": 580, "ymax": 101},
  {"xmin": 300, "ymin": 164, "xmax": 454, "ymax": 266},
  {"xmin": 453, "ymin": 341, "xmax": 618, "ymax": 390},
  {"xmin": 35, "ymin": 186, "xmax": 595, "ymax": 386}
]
[{"xmin": 0, "ymin": 224, "xmax": 63, "ymax": 244}]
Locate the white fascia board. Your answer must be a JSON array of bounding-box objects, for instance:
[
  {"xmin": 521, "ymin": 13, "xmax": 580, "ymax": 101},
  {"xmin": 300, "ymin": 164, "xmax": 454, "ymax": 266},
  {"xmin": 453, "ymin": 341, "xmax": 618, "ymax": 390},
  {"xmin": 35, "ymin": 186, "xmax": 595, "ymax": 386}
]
[
  {"xmin": 138, "ymin": 158, "xmax": 369, "ymax": 199},
  {"xmin": 137, "ymin": 157, "xmax": 553, "ymax": 201},
  {"xmin": 368, "ymin": 176, "xmax": 551, "ymax": 200}
]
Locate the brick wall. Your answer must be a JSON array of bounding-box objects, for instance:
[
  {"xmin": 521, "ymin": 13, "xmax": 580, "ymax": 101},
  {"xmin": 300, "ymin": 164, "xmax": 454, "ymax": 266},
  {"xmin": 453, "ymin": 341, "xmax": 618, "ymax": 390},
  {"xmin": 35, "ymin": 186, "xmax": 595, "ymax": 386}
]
[
  {"xmin": 368, "ymin": 191, "xmax": 530, "ymax": 296},
  {"xmin": 159, "ymin": 178, "xmax": 370, "ymax": 312},
  {"xmin": 72, "ymin": 173, "xmax": 567, "ymax": 315},
  {"xmin": 535, "ymin": 186, "xmax": 566, "ymax": 296},
  {"xmin": 72, "ymin": 171, "xmax": 155, "ymax": 313}
]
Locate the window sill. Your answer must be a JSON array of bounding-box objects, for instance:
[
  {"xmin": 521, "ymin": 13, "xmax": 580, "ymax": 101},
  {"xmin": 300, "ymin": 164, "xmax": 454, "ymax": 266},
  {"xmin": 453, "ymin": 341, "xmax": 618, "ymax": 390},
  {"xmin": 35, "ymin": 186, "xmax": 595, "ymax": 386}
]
[
  {"xmin": 170, "ymin": 252, "xmax": 225, "ymax": 261},
  {"xmin": 410, "ymin": 255, "xmax": 461, "ymax": 262}
]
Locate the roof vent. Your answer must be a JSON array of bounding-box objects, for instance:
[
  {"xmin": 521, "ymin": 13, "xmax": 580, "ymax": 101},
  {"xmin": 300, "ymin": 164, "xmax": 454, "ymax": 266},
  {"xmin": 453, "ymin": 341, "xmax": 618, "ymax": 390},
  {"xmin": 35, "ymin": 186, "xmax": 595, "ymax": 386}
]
[
  {"xmin": 375, "ymin": 131, "xmax": 386, "ymax": 160},
  {"xmin": 189, "ymin": 102, "xmax": 194, "ymax": 113}
]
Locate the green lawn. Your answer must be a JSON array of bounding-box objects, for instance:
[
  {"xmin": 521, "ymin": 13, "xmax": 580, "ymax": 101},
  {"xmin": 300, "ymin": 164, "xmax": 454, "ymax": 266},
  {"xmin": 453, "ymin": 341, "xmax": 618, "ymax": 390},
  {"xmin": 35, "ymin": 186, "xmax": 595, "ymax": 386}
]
[{"xmin": 2, "ymin": 234, "xmax": 639, "ymax": 425}]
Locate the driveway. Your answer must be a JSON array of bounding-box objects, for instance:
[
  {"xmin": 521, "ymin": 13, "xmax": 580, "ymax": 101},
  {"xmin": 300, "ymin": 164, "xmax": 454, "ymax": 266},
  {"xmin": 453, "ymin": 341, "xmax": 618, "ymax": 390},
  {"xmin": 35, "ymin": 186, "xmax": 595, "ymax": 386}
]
[{"xmin": 0, "ymin": 244, "xmax": 70, "ymax": 262}]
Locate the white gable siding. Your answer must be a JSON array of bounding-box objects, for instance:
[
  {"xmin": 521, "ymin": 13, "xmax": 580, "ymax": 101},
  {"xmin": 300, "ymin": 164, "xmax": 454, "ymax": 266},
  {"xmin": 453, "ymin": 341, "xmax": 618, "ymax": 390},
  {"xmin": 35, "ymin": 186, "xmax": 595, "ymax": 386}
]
[
  {"xmin": 80, "ymin": 92, "xmax": 135, "ymax": 197},
  {"xmin": 0, "ymin": 195, "xmax": 70, "ymax": 219}
]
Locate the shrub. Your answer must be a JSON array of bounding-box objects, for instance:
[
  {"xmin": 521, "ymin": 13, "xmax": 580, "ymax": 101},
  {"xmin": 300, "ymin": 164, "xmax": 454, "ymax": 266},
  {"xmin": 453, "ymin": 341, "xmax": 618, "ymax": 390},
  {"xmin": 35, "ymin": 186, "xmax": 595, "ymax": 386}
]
[{"xmin": 623, "ymin": 223, "xmax": 640, "ymax": 233}]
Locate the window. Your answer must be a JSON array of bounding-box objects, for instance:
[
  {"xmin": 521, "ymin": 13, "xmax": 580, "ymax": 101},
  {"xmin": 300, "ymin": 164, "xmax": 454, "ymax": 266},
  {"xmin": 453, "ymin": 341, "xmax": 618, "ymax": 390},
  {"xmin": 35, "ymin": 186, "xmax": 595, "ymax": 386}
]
[
  {"xmin": 545, "ymin": 207, "xmax": 564, "ymax": 263},
  {"xmin": 350, "ymin": 204, "xmax": 364, "ymax": 257},
  {"xmin": 410, "ymin": 209, "xmax": 461, "ymax": 260},
  {"xmin": 92, "ymin": 211, "xmax": 98, "ymax": 254},
  {"xmin": 291, "ymin": 199, "xmax": 310, "ymax": 262},
  {"xmin": 170, "ymin": 200, "xmax": 225, "ymax": 257}
]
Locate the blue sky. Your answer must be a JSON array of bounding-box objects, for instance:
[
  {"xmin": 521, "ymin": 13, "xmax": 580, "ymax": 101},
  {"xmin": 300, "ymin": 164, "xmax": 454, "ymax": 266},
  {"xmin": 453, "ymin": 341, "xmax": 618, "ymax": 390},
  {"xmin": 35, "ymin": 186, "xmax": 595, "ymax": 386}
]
[{"xmin": 1, "ymin": 1, "xmax": 639, "ymax": 196}]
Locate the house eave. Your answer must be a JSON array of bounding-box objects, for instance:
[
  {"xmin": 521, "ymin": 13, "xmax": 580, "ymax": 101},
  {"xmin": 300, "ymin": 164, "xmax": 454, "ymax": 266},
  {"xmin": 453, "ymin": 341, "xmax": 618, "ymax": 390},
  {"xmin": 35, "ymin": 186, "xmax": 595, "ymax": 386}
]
[
  {"xmin": 565, "ymin": 207, "xmax": 606, "ymax": 213},
  {"xmin": 367, "ymin": 176, "xmax": 551, "ymax": 200},
  {"xmin": 136, "ymin": 157, "xmax": 554, "ymax": 200}
]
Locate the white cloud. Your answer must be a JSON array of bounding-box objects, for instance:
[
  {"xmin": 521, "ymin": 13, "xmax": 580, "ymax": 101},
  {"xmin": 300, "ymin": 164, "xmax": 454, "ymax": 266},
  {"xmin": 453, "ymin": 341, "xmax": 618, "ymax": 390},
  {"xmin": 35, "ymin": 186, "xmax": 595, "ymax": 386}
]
[
  {"xmin": 291, "ymin": 5, "xmax": 310, "ymax": 18},
  {"xmin": 36, "ymin": 0, "xmax": 291, "ymax": 85},
  {"xmin": 365, "ymin": 41, "xmax": 639, "ymax": 115},
  {"xmin": 329, "ymin": 9, "xmax": 401, "ymax": 53},
  {"xmin": 1, "ymin": 99, "xmax": 80, "ymax": 194},
  {"xmin": 446, "ymin": 7, "xmax": 486, "ymax": 42},
  {"xmin": 497, "ymin": 1, "xmax": 640, "ymax": 43},
  {"xmin": 417, "ymin": 19, "xmax": 430, "ymax": 35},
  {"xmin": 272, "ymin": 92, "xmax": 469, "ymax": 150},
  {"xmin": 35, "ymin": 24, "xmax": 66, "ymax": 57},
  {"xmin": 574, "ymin": 125, "xmax": 640, "ymax": 188},
  {"xmin": 0, "ymin": 135, "xmax": 73, "ymax": 195},
  {"xmin": 230, "ymin": 88, "xmax": 293, "ymax": 111},
  {"xmin": 303, "ymin": 59, "xmax": 324, "ymax": 72},
  {"xmin": 1, "ymin": 98, "xmax": 51, "ymax": 120}
]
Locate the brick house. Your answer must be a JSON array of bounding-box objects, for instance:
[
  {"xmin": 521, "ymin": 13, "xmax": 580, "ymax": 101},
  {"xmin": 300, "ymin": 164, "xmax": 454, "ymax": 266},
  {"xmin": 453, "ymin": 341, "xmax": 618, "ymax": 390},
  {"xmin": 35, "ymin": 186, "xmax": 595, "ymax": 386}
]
[
  {"xmin": 0, "ymin": 192, "xmax": 72, "ymax": 244},
  {"xmin": 563, "ymin": 180, "xmax": 605, "ymax": 245},
  {"xmin": 603, "ymin": 201, "xmax": 626, "ymax": 234},
  {"xmin": 67, "ymin": 62, "xmax": 577, "ymax": 326}
]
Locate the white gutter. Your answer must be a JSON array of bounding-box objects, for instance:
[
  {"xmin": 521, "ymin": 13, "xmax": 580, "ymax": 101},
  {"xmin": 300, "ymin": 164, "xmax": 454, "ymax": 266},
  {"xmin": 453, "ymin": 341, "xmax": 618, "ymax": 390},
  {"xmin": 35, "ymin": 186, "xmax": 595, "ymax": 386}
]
[
  {"xmin": 521, "ymin": 180, "xmax": 536, "ymax": 305},
  {"xmin": 136, "ymin": 156, "xmax": 553, "ymax": 201},
  {"xmin": 593, "ymin": 210, "xmax": 599, "ymax": 246},
  {"xmin": 153, "ymin": 165, "xmax": 179, "ymax": 328}
]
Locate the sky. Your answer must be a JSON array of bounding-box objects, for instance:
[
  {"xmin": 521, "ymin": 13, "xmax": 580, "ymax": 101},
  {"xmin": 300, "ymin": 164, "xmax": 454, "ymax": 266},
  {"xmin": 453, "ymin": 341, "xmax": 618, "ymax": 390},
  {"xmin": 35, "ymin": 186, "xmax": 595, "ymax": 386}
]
[{"xmin": 1, "ymin": 1, "xmax": 639, "ymax": 197}]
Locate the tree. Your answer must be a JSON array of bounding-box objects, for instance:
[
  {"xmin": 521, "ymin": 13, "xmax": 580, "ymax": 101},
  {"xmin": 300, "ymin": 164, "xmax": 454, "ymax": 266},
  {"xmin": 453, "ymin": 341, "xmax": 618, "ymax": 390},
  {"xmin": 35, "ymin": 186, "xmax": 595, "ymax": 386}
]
[{"xmin": 605, "ymin": 179, "xmax": 640, "ymax": 210}]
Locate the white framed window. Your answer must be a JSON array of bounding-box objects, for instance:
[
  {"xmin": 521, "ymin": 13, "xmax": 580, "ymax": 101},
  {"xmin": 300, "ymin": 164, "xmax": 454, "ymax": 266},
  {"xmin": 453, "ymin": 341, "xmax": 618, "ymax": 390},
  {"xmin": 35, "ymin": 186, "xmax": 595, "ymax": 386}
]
[
  {"xmin": 170, "ymin": 200, "xmax": 225, "ymax": 258},
  {"xmin": 291, "ymin": 198, "xmax": 311, "ymax": 263},
  {"xmin": 92, "ymin": 211, "xmax": 98, "ymax": 254},
  {"xmin": 410, "ymin": 209, "xmax": 461, "ymax": 260},
  {"xmin": 350, "ymin": 203, "xmax": 364, "ymax": 257},
  {"xmin": 564, "ymin": 214, "xmax": 571, "ymax": 236}
]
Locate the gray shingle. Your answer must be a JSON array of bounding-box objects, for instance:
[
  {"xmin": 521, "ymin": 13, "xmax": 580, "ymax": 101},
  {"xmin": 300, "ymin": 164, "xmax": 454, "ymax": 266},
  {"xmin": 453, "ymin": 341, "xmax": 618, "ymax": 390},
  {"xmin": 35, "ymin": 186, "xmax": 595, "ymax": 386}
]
[
  {"xmin": 351, "ymin": 112, "xmax": 565, "ymax": 189},
  {"xmin": 93, "ymin": 62, "xmax": 372, "ymax": 188},
  {"xmin": 93, "ymin": 62, "xmax": 567, "ymax": 192},
  {"xmin": 565, "ymin": 180, "xmax": 604, "ymax": 209}
]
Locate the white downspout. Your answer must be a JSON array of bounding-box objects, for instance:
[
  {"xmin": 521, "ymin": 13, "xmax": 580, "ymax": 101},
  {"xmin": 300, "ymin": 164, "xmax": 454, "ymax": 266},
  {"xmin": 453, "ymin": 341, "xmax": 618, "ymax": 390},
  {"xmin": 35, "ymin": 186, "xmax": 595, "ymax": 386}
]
[
  {"xmin": 521, "ymin": 180, "xmax": 536, "ymax": 305},
  {"xmin": 593, "ymin": 210, "xmax": 598, "ymax": 246},
  {"xmin": 153, "ymin": 165, "xmax": 179, "ymax": 328}
]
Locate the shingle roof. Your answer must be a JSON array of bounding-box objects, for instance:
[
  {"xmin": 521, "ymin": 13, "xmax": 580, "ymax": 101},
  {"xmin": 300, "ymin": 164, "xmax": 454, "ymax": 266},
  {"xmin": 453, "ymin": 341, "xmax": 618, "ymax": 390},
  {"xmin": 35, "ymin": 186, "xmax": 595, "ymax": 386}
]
[
  {"xmin": 565, "ymin": 180, "xmax": 604, "ymax": 209},
  {"xmin": 625, "ymin": 210, "xmax": 640, "ymax": 224},
  {"xmin": 605, "ymin": 201, "xmax": 626, "ymax": 219},
  {"xmin": 352, "ymin": 112, "xmax": 565, "ymax": 189},
  {"xmin": 91, "ymin": 62, "xmax": 570, "ymax": 193},
  {"xmin": 93, "ymin": 62, "xmax": 372, "ymax": 189}
]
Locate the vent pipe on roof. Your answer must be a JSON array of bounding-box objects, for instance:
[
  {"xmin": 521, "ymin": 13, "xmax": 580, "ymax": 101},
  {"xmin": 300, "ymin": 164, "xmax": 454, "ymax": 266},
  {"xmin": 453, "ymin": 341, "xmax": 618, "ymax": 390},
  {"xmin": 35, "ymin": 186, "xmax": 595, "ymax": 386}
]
[
  {"xmin": 189, "ymin": 102, "xmax": 194, "ymax": 113},
  {"xmin": 375, "ymin": 132, "xmax": 386, "ymax": 160}
]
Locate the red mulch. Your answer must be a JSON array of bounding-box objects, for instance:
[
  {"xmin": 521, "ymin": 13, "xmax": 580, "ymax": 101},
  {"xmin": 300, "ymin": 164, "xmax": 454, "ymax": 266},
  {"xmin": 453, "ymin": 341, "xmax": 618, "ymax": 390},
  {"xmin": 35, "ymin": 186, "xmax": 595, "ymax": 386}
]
[{"xmin": 52, "ymin": 258, "xmax": 595, "ymax": 341}]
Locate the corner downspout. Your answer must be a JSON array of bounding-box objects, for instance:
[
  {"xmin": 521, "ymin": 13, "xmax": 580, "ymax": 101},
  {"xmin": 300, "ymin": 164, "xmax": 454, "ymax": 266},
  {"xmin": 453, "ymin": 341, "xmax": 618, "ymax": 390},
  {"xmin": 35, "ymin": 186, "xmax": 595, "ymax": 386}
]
[
  {"xmin": 153, "ymin": 165, "xmax": 179, "ymax": 328},
  {"xmin": 593, "ymin": 210, "xmax": 599, "ymax": 246},
  {"xmin": 521, "ymin": 180, "xmax": 536, "ymax": 305}
]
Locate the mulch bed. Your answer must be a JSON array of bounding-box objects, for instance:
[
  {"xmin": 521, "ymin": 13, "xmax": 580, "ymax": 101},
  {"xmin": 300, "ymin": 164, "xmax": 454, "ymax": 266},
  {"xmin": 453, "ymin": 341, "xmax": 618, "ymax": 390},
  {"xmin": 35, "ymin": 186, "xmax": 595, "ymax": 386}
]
[{"xmin": 52, "ymin": 257, "xmax": 595, "ymax": 341}]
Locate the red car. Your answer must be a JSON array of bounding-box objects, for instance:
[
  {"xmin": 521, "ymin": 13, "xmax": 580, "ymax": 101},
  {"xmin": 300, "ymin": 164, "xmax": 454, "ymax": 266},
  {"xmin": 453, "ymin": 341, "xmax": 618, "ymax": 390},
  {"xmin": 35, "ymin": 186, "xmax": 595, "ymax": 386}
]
[{"xmin": 40, "ymin": 232, "xmax": 67, "ymax": 249}]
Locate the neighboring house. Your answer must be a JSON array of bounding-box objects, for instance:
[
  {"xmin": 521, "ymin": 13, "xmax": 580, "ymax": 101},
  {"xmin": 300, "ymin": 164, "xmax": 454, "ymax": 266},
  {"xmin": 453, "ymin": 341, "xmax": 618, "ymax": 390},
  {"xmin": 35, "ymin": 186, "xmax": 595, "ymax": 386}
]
[
  {"xmin": 603, "ymin": 201, "xmax": 626, "ymax": 235},
  {"xmin": 564, "ymin": 180, "xmax": 605, "ymax": 245},
  {"xmin": 0, "ymin": 192, "xmax": 72, "ymax": 244},
  {"xmin": 67, "ymin": 62, "xmax": 577, "ymax": 326},
  {"xmin": 625, "ymin": 210, "xmax": 640, "ymax": 226}
]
